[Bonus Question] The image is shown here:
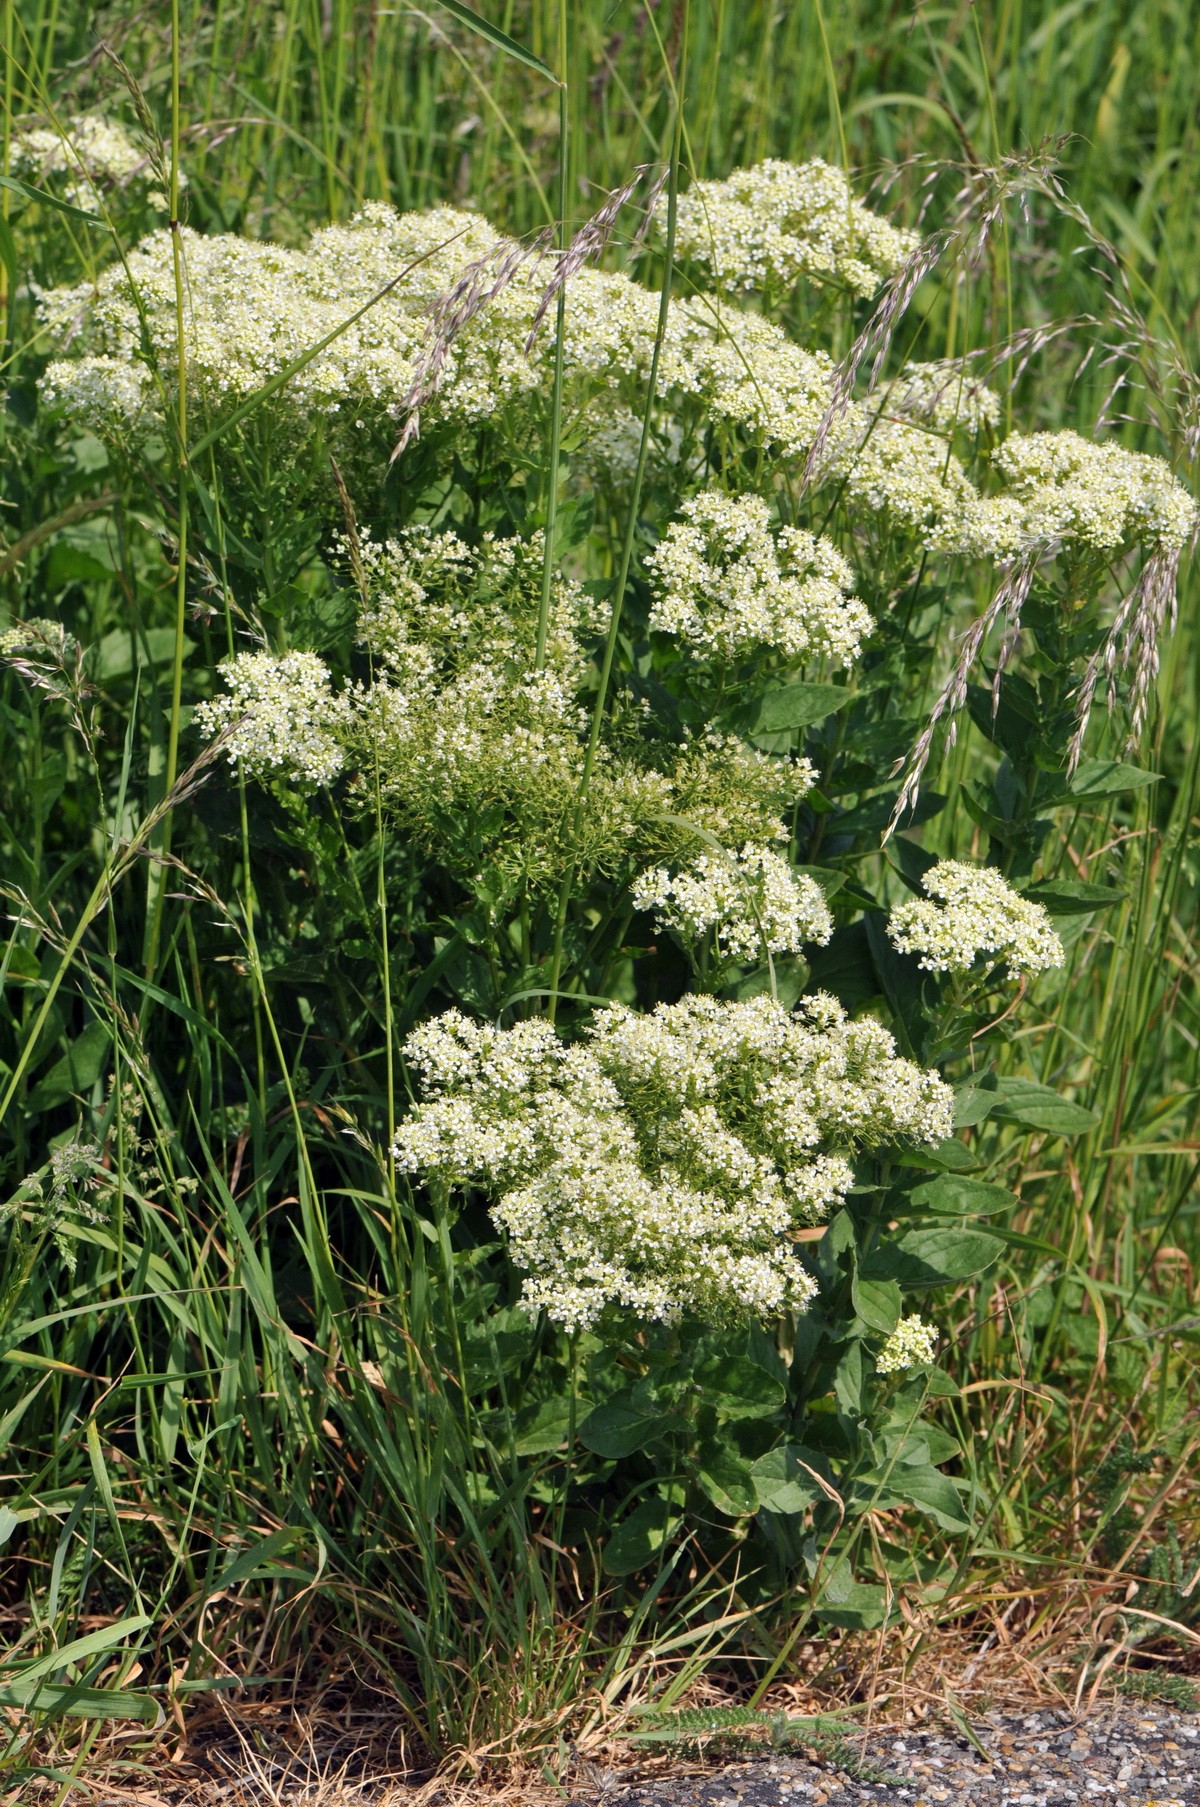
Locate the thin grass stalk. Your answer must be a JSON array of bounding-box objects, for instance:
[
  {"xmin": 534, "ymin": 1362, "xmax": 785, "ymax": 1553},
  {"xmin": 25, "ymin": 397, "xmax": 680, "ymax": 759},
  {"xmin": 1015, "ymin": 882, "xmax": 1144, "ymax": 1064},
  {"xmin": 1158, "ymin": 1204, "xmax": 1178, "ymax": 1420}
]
[
  {"xmin": 545, "ymin": 3, "xmax": 688, "ymax": 1017},
  {"xmin": 144, "ymin": 0, "xmax": 190, "ymax": 978},
  {"xmin": 534, "ymin": 0, "xmax": 570, "ymax": 671}
]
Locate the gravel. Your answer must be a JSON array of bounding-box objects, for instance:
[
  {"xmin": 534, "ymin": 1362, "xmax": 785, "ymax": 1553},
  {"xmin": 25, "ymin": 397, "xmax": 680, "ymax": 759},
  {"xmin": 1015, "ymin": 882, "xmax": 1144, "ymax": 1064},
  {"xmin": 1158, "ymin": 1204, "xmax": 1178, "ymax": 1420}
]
[{"xmin": 573, "ymin": 1703, "xmax": 1200, "ymax": 1807}]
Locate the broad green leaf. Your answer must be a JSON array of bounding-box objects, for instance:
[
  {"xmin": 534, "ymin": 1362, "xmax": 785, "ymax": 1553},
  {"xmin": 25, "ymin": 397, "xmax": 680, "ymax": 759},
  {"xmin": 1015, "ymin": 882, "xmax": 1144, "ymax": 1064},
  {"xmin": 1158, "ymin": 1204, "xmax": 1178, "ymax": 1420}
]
[
  {"xmin": 88, "ymin": 627, "xmax": 193, "ymax": 683},
  {"xmin": 750, "ymin": 681, "xmax": 851, "ymax": 734},
  {"xmin": 901, "ymin": 1136, "xmax": 981, "ymax": 1173},
  {"xmin": 506, "ymin": 1398, "xmax": 575, "ymax": 1455},
  {"xmin": 694, "ymin": 1439, "xmax": 758, "ymax": 1516},
  {"xmin": 952, "ymin": 1075, "xmax": 997, "ymax": 1128},
  {"xmin": 833, "ymin": 1339, "xmax": 865, "ymax": 1418},
  {"xmin": 735, "ymin": 955, "xmax": 809, "ymax": 1008},
  {"xmin": 26, "ymin": 1018, "xmax": 111, "ymax": 1113},
  {"xmin": 695, "ymin": 1353, "xmax": 785, "ymax": 1418},
  {"xmin": 603, "ymin": 1498, "xmax": 678, "ymax": 1577},
  {"xmin": 907, "ymin": 1175, "xmax": 1018, "ymax": 1217},
  {"xmin": 860, "ymin": 1227, "xmax": 1004, "ymax": 1288},
  {"xmin": 987, "ymin": 1077, "xmax": 1098, "ymax": 1136},
  {"xmin": 1065, "ymin": 759, "xmax": 1159, "ymax": 799},
  {"xmin": 851, "ymin": 1275, "xmax": 902, "ymax": 1334},
  {"xmin": 1020, "ymin": 879, "xmax": 1124, "ymax": 915},
  {"xmin": 750, "ymin": 1445, "xmax": 827, "ymax": 1515},
  {"xmin": 580, "ymin": 1395, "xmax": 681, "ymax": 1458},
  {"xmin": 815, "ymin": 1562, "xmax": 890, "ymax": 1628},
  {"xmin": 872, "ymin": 1462, "xmax": 970, "ymax": 1531}
]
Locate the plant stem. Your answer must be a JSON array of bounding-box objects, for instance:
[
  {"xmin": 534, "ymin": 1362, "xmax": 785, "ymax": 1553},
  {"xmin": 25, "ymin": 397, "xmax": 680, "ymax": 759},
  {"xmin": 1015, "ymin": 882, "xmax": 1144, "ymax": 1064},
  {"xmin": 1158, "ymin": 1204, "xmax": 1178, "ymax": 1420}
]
[
  {"xmin": 545, "ymin": 4, "xmax": 688, "ymax": 1016},
  {"xmin": 145, "ymin": 0, "xmax": 189, "ymax": 977}
]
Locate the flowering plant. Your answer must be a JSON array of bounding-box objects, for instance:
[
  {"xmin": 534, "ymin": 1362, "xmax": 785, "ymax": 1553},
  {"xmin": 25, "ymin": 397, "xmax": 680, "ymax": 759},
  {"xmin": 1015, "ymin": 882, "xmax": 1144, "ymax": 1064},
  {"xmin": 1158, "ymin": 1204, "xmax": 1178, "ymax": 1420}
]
[{"xmin": 11, "ymin": 140, "xmax": 1193, "ymax": 1627}]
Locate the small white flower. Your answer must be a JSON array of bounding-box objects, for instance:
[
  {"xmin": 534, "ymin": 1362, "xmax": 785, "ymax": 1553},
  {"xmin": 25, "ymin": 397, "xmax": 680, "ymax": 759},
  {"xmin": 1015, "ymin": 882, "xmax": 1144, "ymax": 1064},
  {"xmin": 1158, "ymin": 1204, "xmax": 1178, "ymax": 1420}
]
[
  {"xmin": 646, "ymin": 490, "xmax": 870, "ymax": 667},
  {"xmin": 887, "ymin": 860, "xmax": 1065, "ymax": 979},
  {"xmin": 935, "ymin": 430, "xmax": 1197, "ymax": 561},
  {"xmin": 195, "ymin": 651, "xmax": 348, "ymax": 788},
  {"xmin": 876, "ymin": 1313, "xmax": 939, "ymax": 1374},
  {"xmin": 394, "ymin": 993, "xmax": 952, "ymax": 1331},
  {"xmin": 632, "ymin": 843, "xmax": 834, "ymax": 962},
  {"xmin": 672, "ymin": 158, "xmax": 919, "ymax": 299}
]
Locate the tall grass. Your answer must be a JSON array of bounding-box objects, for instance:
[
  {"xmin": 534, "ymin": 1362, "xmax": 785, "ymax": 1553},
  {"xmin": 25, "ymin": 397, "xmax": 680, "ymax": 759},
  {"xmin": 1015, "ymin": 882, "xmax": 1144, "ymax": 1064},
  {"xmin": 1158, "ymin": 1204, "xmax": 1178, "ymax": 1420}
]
[{"xmin": 0, "ymin": 0, "xmax": 1198, "ymax": 1793}]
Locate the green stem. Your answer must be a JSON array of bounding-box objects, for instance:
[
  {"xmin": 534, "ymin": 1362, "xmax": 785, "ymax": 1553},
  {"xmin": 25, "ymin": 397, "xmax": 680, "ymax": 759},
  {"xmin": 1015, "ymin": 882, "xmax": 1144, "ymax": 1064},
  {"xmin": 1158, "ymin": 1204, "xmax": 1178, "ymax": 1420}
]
[
  {"xmin": 146, "ymin": 0, "xmax": 189, "ymax": 977},
  {"xmin": 545, "ymin": 9, "xmax": 688, "ymax": 1016},
  {"xmin": 534, "ymin": 0, "xmax": 570, "ymax": 670}
]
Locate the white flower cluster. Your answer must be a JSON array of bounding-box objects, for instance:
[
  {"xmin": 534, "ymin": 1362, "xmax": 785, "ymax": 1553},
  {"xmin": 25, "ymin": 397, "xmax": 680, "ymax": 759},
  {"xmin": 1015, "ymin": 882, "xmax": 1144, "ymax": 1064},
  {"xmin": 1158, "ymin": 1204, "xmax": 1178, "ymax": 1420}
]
[
  {"xmin": 632, "ymin": 843, "xmax": 834, "ymax": 963},
  {"xmin": 876, "ymin": 1313, "xmax": 939, "ymax": 1374},
  {"xmin": 190, "ymin": 529, "xmax": 809, "ymax": 887},
  {"xmin": 11, "ymin": 113, "xmax": 165, "ymax": 209},
  {"xmin": 194, "ymin": 650, "xmax": 348, "ymax": 788},
  {"xmin": 645, "ymin": 490, "xmax": 871, "ymax": 667},
  {"xmin": 394, "ymin": 993, "xmax": 953, "ymax": 1331},
  {"xmin": 673, "ymin": 158, "xmax": 919, "ymax": 298},
  {"xmin": 37, "ymin": 202, "xmax": 847, "ymax": 469},
  {"xmin": 887, "ymin": 860, "xmax": 1065, "ymax": 978},
  {"xmin": 832, "ymin": 417, "xmax": 978, "ymax": 533},
  {"xmin": 940, "ymin": 430, "xmax": 1198, "ymax": 562},
  {"xmin": 876, "ymin": 360, "xmax": 1001, "ymax": 434}
]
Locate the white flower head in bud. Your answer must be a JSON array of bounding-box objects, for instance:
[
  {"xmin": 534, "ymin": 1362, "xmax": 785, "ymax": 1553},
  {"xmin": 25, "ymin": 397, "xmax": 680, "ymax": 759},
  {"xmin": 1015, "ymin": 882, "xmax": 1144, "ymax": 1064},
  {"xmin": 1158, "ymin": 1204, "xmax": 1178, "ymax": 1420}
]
[
  {"xmin": 632, "ymin": 843, "xmax": 834, "ymax": 962},
  {"xmin": 887, "ymin": 860, "xmax": 1065, "ymax": 979},
  {"xmin": 194, "ymin": 651, "xmax": 348, "ymax": 789},
  {"xmin": 645, "ymin": 490, "xmax": 870, "ymax": 667},
  {"xmin": 876, "ymin": 1313, "xmax": 939, "ymax": 1374}
]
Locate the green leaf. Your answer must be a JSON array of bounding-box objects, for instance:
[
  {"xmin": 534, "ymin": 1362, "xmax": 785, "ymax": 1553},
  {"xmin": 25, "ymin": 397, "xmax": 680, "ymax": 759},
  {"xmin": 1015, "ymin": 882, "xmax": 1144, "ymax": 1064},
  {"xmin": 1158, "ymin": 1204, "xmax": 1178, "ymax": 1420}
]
[
  {"xmin": 0, "ymin": 172, "xmax": 104, "ymax": 224},
  {"xmin": 750, "ymin": 1445, "xmax": 827, "ymax": 1515},
  {"xmin": 26, "ymin": 1018, "xmax": 111, "ymax": 1113},
  {"xmin": 815, "ymin": 1562, "xmax": 890, "ymax": 1628},
  {"xmin": 1065, "ymin": 759, "xmax": 1160, "ymax": 799},
  {"xmin": 429, "ymin": 0, "xmax": 560, "ymax": 81},
  {"xmin": 695, "ymin": 1439, "xmax": 758, "ymax": 1516},
  {"xmin": 907, "ymin": 1175, "xmax": 1019, "ymax": 1217},
  {"xmin": 833, "ymin": 1339, "xmax": 865, "ymax": 1419},
  {"xmin": 9, "ymin": 1613, "xmax": 151, "ymax": 1684},
  {"xmin": 580, "ymin": 1395, "xmax": 683, "ymax": 1459},
  {"xmin": 952, "ymin": 1075, "xmax": 997, "ymax": 1128},
  {"xmin": 603, "ymin": 1498, "xmax": 679, "ymax": 1577},
  {"xmin": 735, "ymin": 956, "xmax": 809, "ymax": 1008},
  {"xmin": 749, "ymin": 681, "xmax": 852, "ymax": 734},
  {"xmin": 1020, "ymin": 879, "xmax": 1124, "ymax": 915},
  {"xmin": 873, "ymin": 1462, "xmax": 970, "ymax": 1531},
  {"xmin": 204, "ymin": 1527, "xmax": 313, "ymax": 1595},
  {"xmin": 884, "ymin": 836, "xmax": 940, "ymax": 891},
  {"xmin": 987, "ymin": 1077, "xmax": 1098, "ymax": 1136},
  {"xmin": 900, "ymin": 1136, "xmax": 981, "ymax": 1173},
  {"xmin": 507, "ymin": 1398, "xmax": 575, "ymax": 1455},
  {"xmin": 0, "ymin": 1680, "xmax": 160, "ymax": 1722},
  {"xmin": 88, "ymin": 627, "xmax": 194, "ymax": 683},
  {"xmin": 860, "ymin": 1227, "xmax": 1004, "ymax": 1287},
  {"xmin": 851, "ymin": 1275, "xmax": 902, "ymax": 1334},
  {"xmin": 695, "ymin": 1353, "xmax": 785, "ymax": 1418}
]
